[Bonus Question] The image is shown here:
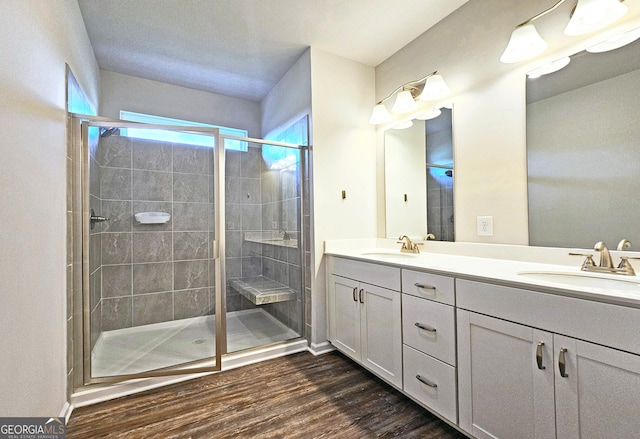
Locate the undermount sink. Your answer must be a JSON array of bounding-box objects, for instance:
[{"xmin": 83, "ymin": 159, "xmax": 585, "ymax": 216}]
[
  {"xmin": 518, "ymin": 271, "xmax": 640, "ymax": 291},
  {"xmin": 360, "ymin": 251, "xmax": 419, "ymax": 259}
]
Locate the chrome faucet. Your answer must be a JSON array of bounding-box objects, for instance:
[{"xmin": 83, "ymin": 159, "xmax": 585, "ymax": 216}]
[{"xmin": 397, "ymin": 235, "xmax": 423, "ymax": 254}]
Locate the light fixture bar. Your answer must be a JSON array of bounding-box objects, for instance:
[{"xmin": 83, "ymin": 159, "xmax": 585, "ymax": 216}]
[
  {"xmin": 375, "ymin": 72, "xmax": 437, "ymax": 106},
  {"xmin": 517, "ymin": 0, "xmax": 568, "ymax": 27},
  {"xmin": 369, "ymin": 71, "xmax": 447, "ymax": 125}
]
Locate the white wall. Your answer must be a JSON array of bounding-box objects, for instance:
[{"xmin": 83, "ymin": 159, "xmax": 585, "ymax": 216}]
[
  {"xmin": 309, "ymin": 48, "xmax": 376, "ymax": 345},
  {"xmin": 0, "ymin": 0, "xmax": 99, "ymax": 416},
  {"xmin": 384, "ymin": 122, "xmax": 427, "ymax": 238},
  {"xmin": 100, "ymin": 70, "xmax": 261, "ymax": 137},
  {"xmin": 375, "ymin": 0, "xmax": 640, "ymax": 245},
  {"xmin": 261, "ymin": 49, "xmax": 312, "ymax": 139}
]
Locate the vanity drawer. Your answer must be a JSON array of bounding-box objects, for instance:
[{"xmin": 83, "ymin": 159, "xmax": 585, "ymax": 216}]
[
  {"xmin": 403, "ymin": 344, "xmax": 457, "ymax": 424},
  {"xmin": 328, "ymin": 256, "xmax": 400, "ymax": 291},
  {"xmin": 402, "ymin": 294, "xmax": 455, "ymax": 365},
  {"xmin": 402, "ymin": 269, "xmax": 454, "ymax": 305}
]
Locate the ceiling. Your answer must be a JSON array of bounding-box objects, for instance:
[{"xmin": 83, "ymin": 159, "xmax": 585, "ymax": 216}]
[{"xmin": 77, "ymin": 0, "xmax": 468, "ymax": 102}]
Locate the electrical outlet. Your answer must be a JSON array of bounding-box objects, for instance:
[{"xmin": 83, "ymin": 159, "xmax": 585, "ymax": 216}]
[{"xmin": 477, "ymin": 216, "xmax": 493, "ymax": 236}]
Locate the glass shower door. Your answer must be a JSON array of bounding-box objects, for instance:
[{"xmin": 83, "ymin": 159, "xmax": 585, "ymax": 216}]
[
  {"xmin": 79, "ymin": 118, "xmax": 224, "ymax": 384},
  {"xmin": 223, "ymin": 133, "xmax": 307, "ymax": 353}
]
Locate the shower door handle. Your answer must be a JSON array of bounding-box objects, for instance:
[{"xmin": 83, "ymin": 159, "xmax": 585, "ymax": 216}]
[{"xmin": 90, "ymin": 208, "xmax": 110, "ymax": 230}]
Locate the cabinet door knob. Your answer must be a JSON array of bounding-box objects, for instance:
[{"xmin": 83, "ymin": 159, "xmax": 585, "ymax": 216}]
[
  {"xmin": 358, "ymin": 288, "xmax": 364, "ymax": 304},
  {"xmin": 416, "ymin": 374, "xmax": 438, "ymax": 388},
  {"xmin": 415, "ymin": 322, "xmax": 437, "ymax": 332},
  {"xmin": 536, "ymin": 342, "xmax": 546, "ymax": 370},
  {"xmin": 559, "ymin": 347, "xmax": 569, "ymax": 378},
  {"xmin": 352, "ymin": 287, "xmax": 358, "ymax": 302}
]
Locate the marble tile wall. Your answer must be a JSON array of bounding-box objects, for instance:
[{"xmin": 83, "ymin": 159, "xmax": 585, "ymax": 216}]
[{"xmin": 93, "ymin": 135, "xmax": 216, "ymax": 331}]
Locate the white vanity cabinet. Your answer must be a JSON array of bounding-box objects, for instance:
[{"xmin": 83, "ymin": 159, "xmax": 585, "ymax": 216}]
[
  {"xmin": 401, "ymin": 270, "xmax": 457, "ymax": 424},
  {"xmin": 457, "ymin": 279, "xmax": 640, "ymax": 439},
  {"xmin": 327, "ymin": 256, "xmax": 402, "ymax": 388}
]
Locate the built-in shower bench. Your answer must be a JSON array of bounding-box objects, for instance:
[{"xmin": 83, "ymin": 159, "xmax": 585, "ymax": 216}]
[{"xmin": 229, "ymin": 276, "xmax": 296, "ymax": 305}]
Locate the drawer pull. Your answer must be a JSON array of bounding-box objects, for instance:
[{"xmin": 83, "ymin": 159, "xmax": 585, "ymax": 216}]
[
  {"xmin": 536, "ymin": 342, "xmax": 546, "ymax": 370},
  {"xmin": 352, "ymin": 287, "xmax": 358, "ymax": 302},
  {"xmin": 359, "ymin": 288, "xmax": 364, "ymax": 304},
  {"xmin": 414, "ymin": 282, "xmax": 436, "ymax": 291},
  {"xmin": 559, "ymin": 348, "xmax": 569, "ymax": 378},
  {"xmin": 415, "ymin": 322, "xmax": 437, "ymax": 333},
  {"xmin": 416, "ymin": 374, "xmax": 438, "ymax": 388}
]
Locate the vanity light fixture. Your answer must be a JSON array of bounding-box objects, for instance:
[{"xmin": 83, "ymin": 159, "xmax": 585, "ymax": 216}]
[
  {"xmin": 368, "ymin": 103, "xmax": 392, "ymax": 125},
  {"xmin": 390, "ymin": 120, "xmax": 414, "ymax": 130},
  {"xmin": 369, "ymin": 71, "xmax": 451, "ymax": 125},
  {"xmin": 586, "ymin": 26, "xmax": 640, "ymax": 52},
  {"xmin": 500, "ymin": 0, "xmax": 628, "ymax": 63},
  {"xmin": 391, "ymin": 90, "xmax": 419, "ymax": 114},
  {"xmin": 564, "ymin": 0, "xmax": 628, "ymax": 36},
  {"xmin": 419, "ymin": 74, "xmax": 451, "ymax": 101},
  {"xmin": 415, "ymin": 107, "xmax": 442, "ymax": 120},
  {"xmin": 527, "ymin": 56, "xmax": 571, "ymax": 78}
]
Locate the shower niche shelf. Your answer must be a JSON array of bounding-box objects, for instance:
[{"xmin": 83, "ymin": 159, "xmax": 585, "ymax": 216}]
[
  {"xmin": 134, "ymin": 212, "xmax": 171, "ymax": 224},
  {"xmin": 244, "ymin": 231, "xmax": 298, "ymax": 248},
  {"xmin": 229, "ymin": 276, "xmax": 296, "ymax": 305}
]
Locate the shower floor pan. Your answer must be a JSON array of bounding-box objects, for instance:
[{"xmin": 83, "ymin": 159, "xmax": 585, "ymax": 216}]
[{"xmin": 91, "ymin": 309, "xmax": 299, "ymax": 377}]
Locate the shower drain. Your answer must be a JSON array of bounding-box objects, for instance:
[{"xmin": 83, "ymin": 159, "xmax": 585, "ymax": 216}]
[{"xmin": 192, "ymin": 338, "xmax": 206, "ymax": 345}]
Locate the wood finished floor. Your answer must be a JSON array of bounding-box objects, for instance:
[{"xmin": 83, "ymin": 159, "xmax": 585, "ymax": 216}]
[{"xmin": 67, "ymin": 351, "xmax": 469, "ymax": 438}]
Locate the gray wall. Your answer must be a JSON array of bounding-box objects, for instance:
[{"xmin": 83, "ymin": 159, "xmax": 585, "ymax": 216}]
[{"xmin": 92, "ymin": 135, "xmax": 216, "ymax": 336}]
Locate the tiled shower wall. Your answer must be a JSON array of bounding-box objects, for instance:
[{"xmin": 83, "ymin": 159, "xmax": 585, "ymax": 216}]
[
  {"xmin": 89, "ymin": 135, "xmax": 216, "ymax": 346},
  {"xmin": 224, "ymin": 146, "xmax": 304, "ymax": 335},
  {"xmin": 261, "ymin": 117, "xmax": 308, "ymax": 335},
  {"xmin": 225, "ymin": 116, "xmax": 308, "ymax": 337},
  {"xmin": 426, "ymin": 110, "xmax": 454, "ymax": 242},
  {"xmin": 426, "ymin": 170, "xmax": 454, "ymax": 242},
  {"xmin": 88, "ymin": 117, "xmax": 309, "ymax": 345}
]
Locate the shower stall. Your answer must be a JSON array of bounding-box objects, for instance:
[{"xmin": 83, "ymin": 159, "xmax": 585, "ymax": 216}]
[{"xmin": 71, "ymin": 115, "xmax": 308, "ymax": 386}]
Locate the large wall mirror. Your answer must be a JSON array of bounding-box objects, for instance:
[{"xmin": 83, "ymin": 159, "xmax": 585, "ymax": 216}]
[
  {"xmin": 527, "ymin": 36, "xmax": 640, "ymax": 249},
  {"xmin": 384, "ymin": 108, "xmax": 454, "ymax": 240}
]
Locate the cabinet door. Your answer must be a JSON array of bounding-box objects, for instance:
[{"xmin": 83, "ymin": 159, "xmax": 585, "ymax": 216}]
[
  {"xmin": 555, "ymin": 335, "xmax": 640, "ymax": 439},
  {"xmin": 329, "ymin": 275, "xmax": 361, "ymax": 362},
  {"xmin": 457, "ymin": 310, "xmax": 555, "ymax": 439},
  {"xmin": 360, "ymin": 283, "xmax": 402, "ymax": 388}
]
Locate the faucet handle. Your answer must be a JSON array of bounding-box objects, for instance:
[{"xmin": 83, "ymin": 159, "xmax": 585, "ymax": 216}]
[
  {"xmin": 618, "ymin": 256, "xmax": 640, "ymax": 275},
  {"xmin": 569, "ymin": 252, "xmax": 596, "ymax": 269}
]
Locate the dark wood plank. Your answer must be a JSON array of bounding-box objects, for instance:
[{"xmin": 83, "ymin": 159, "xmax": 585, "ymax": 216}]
[{"xmin": 67, "ymin": 351, "xmax": 469, "ymax": 438}]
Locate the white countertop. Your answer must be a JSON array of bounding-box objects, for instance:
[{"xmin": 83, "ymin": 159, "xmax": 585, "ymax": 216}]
[{"xmin": 324, "ymin": 239, "xmax": 640, "ymax": 308}]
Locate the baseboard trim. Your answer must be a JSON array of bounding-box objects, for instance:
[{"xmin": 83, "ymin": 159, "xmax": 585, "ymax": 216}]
[
  {"xmin": 308, "ymin": 341, "xmax": 335, "ymax": 356},
  {"xmin": 59, "ymin": 401, "xmax": 73, "ymax": 424},
  {"xmin": 70, "ymin": 339, "xmax": 309, "ymax": 409}
]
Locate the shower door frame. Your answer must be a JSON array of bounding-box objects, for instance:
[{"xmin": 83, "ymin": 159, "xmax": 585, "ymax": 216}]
[{"xmin": 74, "ymin": 115, "xmax": 225, "ymax": 385}]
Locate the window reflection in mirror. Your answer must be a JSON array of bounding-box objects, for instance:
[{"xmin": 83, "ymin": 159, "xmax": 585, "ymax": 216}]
[
  {"xmin": 384, "ymin": 108, "xmax": 454, "ymax": 241},
  {"xmin": 526, "ymin": 37, "xmax": 640, "ymax": 248}
]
